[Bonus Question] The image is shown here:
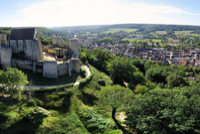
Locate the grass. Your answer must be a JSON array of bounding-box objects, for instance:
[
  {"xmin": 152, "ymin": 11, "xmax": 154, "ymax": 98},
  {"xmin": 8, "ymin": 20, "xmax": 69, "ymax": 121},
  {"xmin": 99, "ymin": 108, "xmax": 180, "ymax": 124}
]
[
  {"xmin": 146, "ymin": 39, "xmax": 162, "ymax": 43},
  {"xmin": 104, "ymin": 28, "xmax": 139, "ymax": 33},
  {"xmin": 55, "ymin": 47, "xmax": 68, "ymax": 50},
  {"xmin": 156, "ymin": 31, "xmax": 167, "ymax": 35},
  {"xmin": 174, "ymin": 30, "xmax": 192, "ymax": 36},
  {"xmin": 174, "ymin": 30, "xmax": 199, "ymax": 37},
  {"xmin": 122, "ymin": 39, "xmax": 143, "ymax": 43},
  {"xmin": 44, "ymin": 56, "xmax": 48, "ymax": 60},
  {"xmin": 122, "ymin": 39, "xmax": 162, "ymax": 43}
]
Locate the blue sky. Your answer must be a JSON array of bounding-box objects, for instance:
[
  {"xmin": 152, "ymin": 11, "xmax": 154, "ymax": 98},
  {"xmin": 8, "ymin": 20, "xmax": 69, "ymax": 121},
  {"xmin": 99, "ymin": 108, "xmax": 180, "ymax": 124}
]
[{"xmin": 0, "ymin": 0, "xmax": 200, "ymax": 27}]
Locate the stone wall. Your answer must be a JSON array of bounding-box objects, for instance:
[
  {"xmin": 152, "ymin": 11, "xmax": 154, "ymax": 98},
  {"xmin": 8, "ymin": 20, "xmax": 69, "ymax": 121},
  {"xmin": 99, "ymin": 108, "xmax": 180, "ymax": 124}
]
[
  {"xmin": 25, "ymin": 40, "xmax": 34, "ymax": 60},
  {"xmin": 33, "ymin": 40, "xmax": 43, "ymax": 61},
  {"xmin": 48, "ymin": 49, "xmax": 56, "ymax": 54},
  {"xmin": 52, "ymin": 38, "xmax": 57, "ymax": 45},
  {"xmin": 17, "ymin": 40, "xmax": 23, "ymax": 52},
  {"xmin": 57, "ymin": 63, "xmax": 68, "ymax": 76},
  {"xmin": 52, "ymin": 37, "xmax": 61, "ymax": 45},
  {"xmin": 72, "ymin": 60, "xmax": 80, "ymax": 73},
  {"xmin": 11, "ymin": 58, "xmax": 33, "ymax": 70},
  {"xmin": 43, "ymin": 61, "xmax": 58, "ymax": 78},
  {"xmin": 10, "ymin": 40, "xmax": 17, "ymax": 53},
  {"xmin": 0, "ymin": 34, "xmax": 7, "ymax": 46},
  {"xmin": 8, "ymin": 39, "xmax": 43, "ymax": 61},
  {"xmin": 1, "ymin": 47, "xmax": 12, "ymax": 68}
]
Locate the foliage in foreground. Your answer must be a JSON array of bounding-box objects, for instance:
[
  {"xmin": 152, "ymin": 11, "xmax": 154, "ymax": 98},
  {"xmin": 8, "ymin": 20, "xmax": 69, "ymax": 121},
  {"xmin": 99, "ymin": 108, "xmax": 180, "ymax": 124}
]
[{"xmin": 125, "ymin": 85, "xmax": 200, "ymax": 134}]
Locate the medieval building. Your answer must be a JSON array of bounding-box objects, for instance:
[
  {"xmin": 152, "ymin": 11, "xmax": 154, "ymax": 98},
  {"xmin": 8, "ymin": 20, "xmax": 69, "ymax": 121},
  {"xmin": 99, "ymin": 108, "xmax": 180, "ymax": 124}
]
[{"xmin": 0, "ymin": 28, "xmax": 80, "ymax": 79}]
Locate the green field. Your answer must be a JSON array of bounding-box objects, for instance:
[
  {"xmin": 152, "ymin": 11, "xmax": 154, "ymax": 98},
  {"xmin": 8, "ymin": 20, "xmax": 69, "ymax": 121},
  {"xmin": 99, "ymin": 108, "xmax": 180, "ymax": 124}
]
[
  {"xmin": 104, "ymin": 28, "xmax": 139, "ymax": 33},
  {"xmin": 174, "ymin": 31, "xmax": 192, "ymax": 36},
  {"xmin": 123, "ymin": 39, "xmax": 162, "ymax": 43},
  {"xmin": 156, "ymin": 31, "xmax": 167, "ymax": 35}
]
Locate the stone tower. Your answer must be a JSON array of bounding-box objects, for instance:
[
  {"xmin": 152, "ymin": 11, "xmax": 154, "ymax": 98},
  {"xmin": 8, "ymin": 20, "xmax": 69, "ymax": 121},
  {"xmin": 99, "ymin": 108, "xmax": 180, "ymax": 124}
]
[
  {"xmin": 69, "ymin": 38, "xmax": 79, "ymax": 58},
  {"xmin": 52, "ymin": 36, "xmax": 61, "ymax": 45},
  {"xmin": 0, "ymin": 34, "xmax": 7, "ymax": 46}
]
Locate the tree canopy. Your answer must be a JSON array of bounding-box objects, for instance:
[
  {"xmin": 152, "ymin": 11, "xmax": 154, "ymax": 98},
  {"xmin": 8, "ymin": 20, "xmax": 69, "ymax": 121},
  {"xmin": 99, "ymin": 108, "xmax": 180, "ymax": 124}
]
[
  {"xmin": 0, "ymin": 68, "xmax": 29, "ymax": 96},
  {"xmin": 98, "ymin": 85, "xmax": 134, "ymax": 110}
]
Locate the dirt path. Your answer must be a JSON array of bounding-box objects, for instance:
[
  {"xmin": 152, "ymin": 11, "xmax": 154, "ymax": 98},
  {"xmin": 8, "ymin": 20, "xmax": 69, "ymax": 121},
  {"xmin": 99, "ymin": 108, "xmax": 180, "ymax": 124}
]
[
  {"xmin": 74, "ymin": 65, "xmax": 91, "ymax": 85},
  {"xmin": 116, "ymin": 112, "xmax": 126, "ymax": 122}
]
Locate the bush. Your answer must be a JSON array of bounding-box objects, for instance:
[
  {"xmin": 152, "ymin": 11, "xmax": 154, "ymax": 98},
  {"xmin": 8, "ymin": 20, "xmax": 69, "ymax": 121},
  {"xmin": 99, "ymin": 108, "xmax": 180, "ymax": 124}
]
[
  {"xmin": 80, "ymin": 68, "xmax": 86, "ymax": 78},
  {"xmin": 26, "ymin": 106, "xmax": 50, "ymax": 124},
  {"xmin": 23, "ymin": 83, "xmax": 74, "ymax": 93},
  {"xmin": 79, "ymin": 73, "xmax": 94, "ymax": 88},
  {"xmin": 26, "ymin": 99, "xmax": 37, "ymax": 107},
  {"xmin": 98, "ymin": 79, "xmax": 105, "ymax": 86},
  {"xmin": 135, "ymin": 85, "xmax": 149, "ymax": 94}
]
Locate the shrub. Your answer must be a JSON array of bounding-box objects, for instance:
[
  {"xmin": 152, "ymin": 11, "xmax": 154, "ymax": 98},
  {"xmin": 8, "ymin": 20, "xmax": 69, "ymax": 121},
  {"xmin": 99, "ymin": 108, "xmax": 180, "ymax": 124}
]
[
  {"xmin": 79, "ymin": 73, "xmax": 94, "ymax": 88},
  {"xmin": 26, "ymin": 106, "xmax": 50, "ymax": 124},
  {"xmin": 26, "ymin": 99, "xmax": 37, "ymax": 107},
  {"xmin": 135, "ymin": 85, "xmax": 148, "ymax": 94},
  {"xmin": 80, "ymin": 68, "xmax": 86, "ymax": 78},
  {"xmin": 23, "ymin": 83, "xmax": 74, "ymax": 93}
]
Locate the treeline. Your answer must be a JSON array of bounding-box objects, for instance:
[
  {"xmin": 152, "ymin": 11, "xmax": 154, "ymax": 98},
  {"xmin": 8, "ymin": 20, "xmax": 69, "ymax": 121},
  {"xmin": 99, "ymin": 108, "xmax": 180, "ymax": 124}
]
[
  {"xmin": 49, "ymin": 24, "xmax": 200, "ymax": 34},
  {"xmin": 0, "ymin": 27, "xmax": 70, "ymax": 39}
]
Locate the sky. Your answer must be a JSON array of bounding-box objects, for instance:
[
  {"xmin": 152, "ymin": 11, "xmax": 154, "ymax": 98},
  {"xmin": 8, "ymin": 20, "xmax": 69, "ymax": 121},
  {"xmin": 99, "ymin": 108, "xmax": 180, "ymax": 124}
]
[{"xmin": 0, "ymin": 0, "xmax": 200, "ymax": 27}]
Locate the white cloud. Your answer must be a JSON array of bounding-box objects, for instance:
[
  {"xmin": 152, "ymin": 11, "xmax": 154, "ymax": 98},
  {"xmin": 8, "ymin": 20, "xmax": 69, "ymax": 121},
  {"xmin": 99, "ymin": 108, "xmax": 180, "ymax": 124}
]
[{"xmin": 5, "ymin": 0, "xmax": 200, "ymax": 27}]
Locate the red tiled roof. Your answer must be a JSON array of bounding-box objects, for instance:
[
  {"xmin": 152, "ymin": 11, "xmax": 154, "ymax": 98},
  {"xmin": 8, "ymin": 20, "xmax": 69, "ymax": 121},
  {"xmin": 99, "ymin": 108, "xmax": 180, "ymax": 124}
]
[{"xmin": 178, "ymin": 60, "xmax": 187, "ymax": 64}]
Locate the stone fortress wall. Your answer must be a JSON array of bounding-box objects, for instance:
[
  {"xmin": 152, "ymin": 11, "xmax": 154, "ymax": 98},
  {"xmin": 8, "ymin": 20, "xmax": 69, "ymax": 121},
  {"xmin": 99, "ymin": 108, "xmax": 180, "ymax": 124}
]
[
  {"xmin": 0, "ymin": 29, "xmax": 80, "ymax": 79},
  {"xmin": 43, "ymin": 61, "xmax": 58, "ymax": 78},
  {"xmin": 0, "ymin": 34, "xmax": 7, "ymax": 46},
  {"xmin": 43, "ymin": 38, "xmax": 80, "ymax": 78},
  {"xmin": 1, "ymin": 47, "xmax": 12, "ymax": 68},
  {"xmin": 8, "ymin": 40, "xmax": 43, "ymax": 61}
]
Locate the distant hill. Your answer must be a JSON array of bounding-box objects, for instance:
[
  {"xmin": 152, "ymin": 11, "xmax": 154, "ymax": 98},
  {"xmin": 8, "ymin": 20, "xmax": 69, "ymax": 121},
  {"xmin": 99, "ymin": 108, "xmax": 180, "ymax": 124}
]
[
  {"xmin": 48, "ymin": 24, "xmax": 200, "ymax": 33},
  {"xmin": 48, "ymin": 25, "xmax": 105, "ymax": 31}
]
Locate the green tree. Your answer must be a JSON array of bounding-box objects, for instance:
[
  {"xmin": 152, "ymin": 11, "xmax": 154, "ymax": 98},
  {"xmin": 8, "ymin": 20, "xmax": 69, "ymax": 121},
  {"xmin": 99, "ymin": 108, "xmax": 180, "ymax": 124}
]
[
  {"xmin": 0, "ymin": 68, "xmax": 29, "ymax": 96},
  {"xmin": 80, "ymin": 52, "xmax": 87, "ymax": 63},
  {"xmin": 129, "ymin": 72, "xmax": 146, "ymax": 90},
  {"xmin": 125, "ymin": 92, "xmax": 200, "ymax": 134},
  {"xmin": 109, "ymin": 57, "xmax": 137, "ymax": 85},
  {"xmin": 166, "ymin": 75, "xmax": 187, "ymax": 88},
  {"xmin": 135, "ymin": 85, "xmax": 148, "ymax": 94},
  {"xmin": 98, "ymin": 85, "xmax": 134, "ymax": 131}
]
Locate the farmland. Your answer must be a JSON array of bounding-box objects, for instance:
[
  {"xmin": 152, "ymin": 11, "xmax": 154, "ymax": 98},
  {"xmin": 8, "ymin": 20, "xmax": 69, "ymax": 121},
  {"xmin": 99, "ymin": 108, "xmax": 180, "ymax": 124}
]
[
  {"xmin": 104, "ymin": 28, "xmax": 139, "ymax": 33},
  {"xmin": 122, "ymin": 39, "xmax": 162, "ymax": 43}
]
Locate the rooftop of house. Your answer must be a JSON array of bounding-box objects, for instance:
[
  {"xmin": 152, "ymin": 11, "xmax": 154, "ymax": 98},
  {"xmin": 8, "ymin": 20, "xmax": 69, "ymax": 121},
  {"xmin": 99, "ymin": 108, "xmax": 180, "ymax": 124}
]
[{"xmin": 178, "ymin": 60, "xmax": 187, "ymax": 64}]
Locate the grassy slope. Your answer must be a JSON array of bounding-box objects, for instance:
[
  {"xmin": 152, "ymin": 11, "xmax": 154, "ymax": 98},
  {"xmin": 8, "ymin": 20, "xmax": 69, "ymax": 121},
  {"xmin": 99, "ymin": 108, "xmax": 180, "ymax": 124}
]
[{"xmin": 0, "ymin": 65, "xmax": 121, "ymax": 134}]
